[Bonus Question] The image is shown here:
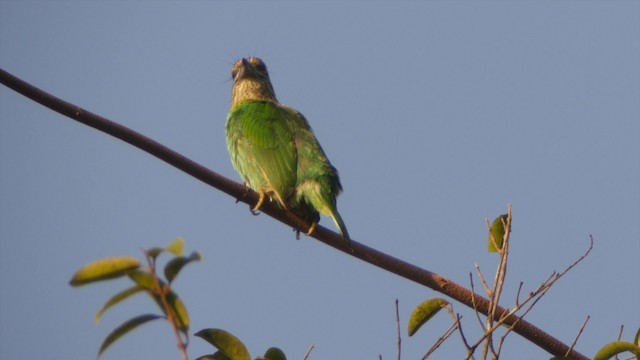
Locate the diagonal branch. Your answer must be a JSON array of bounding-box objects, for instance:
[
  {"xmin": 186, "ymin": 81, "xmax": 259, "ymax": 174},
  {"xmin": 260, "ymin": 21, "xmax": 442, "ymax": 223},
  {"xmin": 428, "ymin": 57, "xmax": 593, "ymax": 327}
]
[{"xmin": 0, "ymin": 68, "xmax": 588, "ymax": 360}]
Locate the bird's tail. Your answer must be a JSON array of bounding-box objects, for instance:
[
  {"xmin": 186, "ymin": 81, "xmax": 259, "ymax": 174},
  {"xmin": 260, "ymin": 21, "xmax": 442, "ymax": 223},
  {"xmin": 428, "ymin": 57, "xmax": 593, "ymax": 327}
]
[{"xmin": 330, "ymin": 209, "xmax": 351, "ymax": 246}]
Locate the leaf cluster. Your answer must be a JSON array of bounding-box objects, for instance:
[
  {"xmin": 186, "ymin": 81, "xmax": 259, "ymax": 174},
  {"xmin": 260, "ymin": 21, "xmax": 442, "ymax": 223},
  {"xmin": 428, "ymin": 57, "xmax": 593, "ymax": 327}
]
[
  {"xmin": 70, "ymin": 238, "xmax": 199, "ymax": 358},
  {"xmin": 70, "ymin": 238, "xmax": 288, "ymax": 360}
]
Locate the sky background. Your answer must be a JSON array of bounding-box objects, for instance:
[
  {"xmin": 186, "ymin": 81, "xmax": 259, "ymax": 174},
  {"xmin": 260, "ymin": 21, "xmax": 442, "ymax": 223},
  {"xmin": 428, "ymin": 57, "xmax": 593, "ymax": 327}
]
[{"xmin": 1, "ymin": 2, "xmax": 639, "ymax": 359}]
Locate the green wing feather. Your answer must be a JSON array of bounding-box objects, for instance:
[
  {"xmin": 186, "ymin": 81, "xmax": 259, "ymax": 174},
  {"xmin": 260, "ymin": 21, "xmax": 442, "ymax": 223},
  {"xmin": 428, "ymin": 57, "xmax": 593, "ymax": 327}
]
[
  {"xmin": 283, "ymin": 108, "xmax": 342, "ymax": 196},
  {"xmin": 281, "ymin": 107, "xmax": 349, "ymax": 242},
  {"xmin": 226, "ymin": 101, "xmax": 297, "ymax": 207}
]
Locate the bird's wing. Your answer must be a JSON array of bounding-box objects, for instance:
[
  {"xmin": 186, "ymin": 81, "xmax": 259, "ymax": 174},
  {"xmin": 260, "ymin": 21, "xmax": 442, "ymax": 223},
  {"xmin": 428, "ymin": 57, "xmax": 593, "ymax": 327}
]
[
  {"xmin": 282, "ymin": 107, "xmax": 342, "ymax": 195},
  {"xmin": 227, "ymin": 101, "xmax": 297, "ymax": 204}
]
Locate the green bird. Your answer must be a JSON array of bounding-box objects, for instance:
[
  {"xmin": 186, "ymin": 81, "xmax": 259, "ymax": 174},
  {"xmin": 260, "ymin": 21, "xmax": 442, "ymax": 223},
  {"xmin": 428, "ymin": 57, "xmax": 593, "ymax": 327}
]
[{"xmin": 225, "ymin": 57, "xmax": 350, "ymax": 243}]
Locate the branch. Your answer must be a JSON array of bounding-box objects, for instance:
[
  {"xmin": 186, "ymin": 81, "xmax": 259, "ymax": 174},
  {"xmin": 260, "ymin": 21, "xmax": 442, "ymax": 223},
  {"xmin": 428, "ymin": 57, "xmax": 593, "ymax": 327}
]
[{"xmin": 0, "ymin": 68, "xmax": 589, "ymax": 360}]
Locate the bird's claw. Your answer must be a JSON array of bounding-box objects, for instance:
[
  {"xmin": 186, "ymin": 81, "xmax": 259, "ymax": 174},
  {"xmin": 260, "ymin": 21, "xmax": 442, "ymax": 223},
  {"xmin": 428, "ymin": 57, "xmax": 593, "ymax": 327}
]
[
  {"xmin": 251, "ymin": 191, "xmax": 266, "ymax": 214},
  {"xmin": 306, "ymin": 221, "xmax": 317, "ymax": 236}
]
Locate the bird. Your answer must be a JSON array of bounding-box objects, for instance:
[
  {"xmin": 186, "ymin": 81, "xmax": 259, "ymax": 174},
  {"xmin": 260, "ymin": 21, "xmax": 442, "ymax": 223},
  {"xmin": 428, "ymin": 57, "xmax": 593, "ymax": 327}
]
[{"xmin": 225, "ymin": 57, "xmax": 350, "ymax": 244}]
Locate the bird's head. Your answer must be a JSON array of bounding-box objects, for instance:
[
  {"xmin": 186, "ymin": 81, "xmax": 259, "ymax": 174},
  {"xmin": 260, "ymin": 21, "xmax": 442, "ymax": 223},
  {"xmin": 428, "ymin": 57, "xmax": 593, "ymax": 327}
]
[{"xmin": 230, "ymin": 57, "xmax": 277, "ymax": 107}]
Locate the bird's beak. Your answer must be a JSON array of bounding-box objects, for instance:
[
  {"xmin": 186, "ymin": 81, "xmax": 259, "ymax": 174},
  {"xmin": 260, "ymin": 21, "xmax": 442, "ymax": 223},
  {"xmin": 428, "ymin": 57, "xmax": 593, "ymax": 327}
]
[{"xmin": 235, "ymin": 58, "xmax": 257, "ymax": 82}]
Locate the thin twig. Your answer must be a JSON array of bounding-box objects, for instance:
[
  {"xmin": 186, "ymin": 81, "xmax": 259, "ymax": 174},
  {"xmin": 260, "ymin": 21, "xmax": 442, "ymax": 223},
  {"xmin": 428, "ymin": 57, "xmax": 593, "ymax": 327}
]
[
  {"xmin": 444, "ymin": 307, "xmax": 475, "ymax": 360},
  {"xmin": 566, "ymin": 316, "xmax": 590, "ymax": 356},
  {"xmin": 515, "ymin": 282, "xmax": 524, "ymax": 307},
  {"xmin": 485, "ymin": 207, "xmax": 512, "ymax": 360},
  {"xmin": 469, "ymin": 274, "xmax": 486, "ymax": 330},
  {"xmin": 395, "ymin": 299, "xmax": 401, "ymax": 360},
  {"xmin": 422, "ymin": 321, "xmax": 458, "ymax": 359},
  {"xmin": 303, "ymin": 343, "xmax": 315, "ymax": 360},
  {"xmin": 617, "ymin": 324, "xmax": 624, "ymax": 341},
  {"xmin": 474, "ymin": 264, "xmax": 493, "ymax": 297},
  {"xmin": 143, "ymin": 251, "xmax": 188, "ymax": 360},
  {"xmin": 615, "ymin": 325, "xmax": 624, "ymax": 360}
]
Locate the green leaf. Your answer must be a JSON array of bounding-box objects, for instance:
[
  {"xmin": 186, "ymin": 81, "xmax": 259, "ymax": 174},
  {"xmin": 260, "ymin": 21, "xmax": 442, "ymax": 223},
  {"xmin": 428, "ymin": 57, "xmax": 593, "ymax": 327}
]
[
  {"xmin": 98, "ymin": 314, "xmax": 162, "ymax": 357},
  {"xmin": 263, "ymin": 347, "xmax": 287, "ymax": 360},
  {"xmin": 96, "ymin": 286, "xmax": 145, "ymax": 323},
  {"xmin": 195, "ymin": 328, "xmax": 251, "ymax": 360},
  {"xmin": 165, "ymin": 290, "xmax": 190, "ymax": 332},
  {"xmin": 127, "ymin": 270, "xmax": 157, "ymax": 290},
  {"xmin": 127, "ymin": 271, "xmax": 190, "ymax": 332},
  {"xmin": 166, "ymin": 237, "xmax": 185, "ymax": 256},
  {"xmin": 634, "ymin": 328, "xmax": 640, "ymax": 347},
  {"xmin": 488, "ymin": 214, "xmax": 508, "ymax": 252},
  {"xmin": 164, "ymin": 251, "xmax": 202, "ymax": 283},
  {"xmin": 195, "ymin": 352, "xmax": 232, "ymax": 360},
  {"xmin": 147, "ymin": 247, "xmax": 165, "ymax": 259},
  {"xmin": 70, "ymin": 256, "xmax": 140, "ymax": 286},
  {"xmin": 593, "ymin": 341, "xmax": 640, "ymax": 360},
  {"xmin": 407, "ymin": 298, "xmax": 449, "ymax": 336}
]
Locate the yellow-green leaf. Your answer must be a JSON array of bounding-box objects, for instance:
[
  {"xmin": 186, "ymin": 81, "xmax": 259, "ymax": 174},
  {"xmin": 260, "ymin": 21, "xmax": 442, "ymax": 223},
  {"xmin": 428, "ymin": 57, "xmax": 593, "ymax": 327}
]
[
  {"xmin": 166, "ymin": 290, "xmax": 190, "ymax": 332},
  {"xmin": 195, "ymin": 352, "xmax": 232, "ymax": 360},
  {"xmin": 593, "ymin": 341, "xmax": 640, "ymax": 360},
  {"xmin": 195, "ymin": 328, "xmax": 251, "ymax": 360},
  {"xmin": 128, "ymin": 271, "xmax": 189, "ymax": 332},
  {"xmin": 263, "ymin": 347, "xmax": 287, "ymax": 360},
  {"xmin": 95, "ymin": 286, "xmax": 145, "ymax": 323},
  {"xmin": 147, "ymin": 247, "xmax": 165, "ymax": 259},
  {"xmin": 488, "ymin": 214, "xmax": 508, "ymax": 252},
  {"xmin": 634, "ymin": 328, "xmax": 640, "ymax": 347},
  {"xmin": 166, "ymin": 238, "xmax": 185, "ymax": 256},
  {"xmin": 408, "ymin": 298, "xmax": 449, "ymax": 336},
  {"xmin": 98, "ymin": 314, "xmax": 162, "ymax": 357},
  {"xmin": 69, "ymin": 256, "xmax": 140, "ymax": 286},
  {"xmin": 127, "ymin": 270, "xmax": 156, "ymax": 290},
  {"xmin": 164, "ymin": 251, "xmax": 202, "ymax": 283}
]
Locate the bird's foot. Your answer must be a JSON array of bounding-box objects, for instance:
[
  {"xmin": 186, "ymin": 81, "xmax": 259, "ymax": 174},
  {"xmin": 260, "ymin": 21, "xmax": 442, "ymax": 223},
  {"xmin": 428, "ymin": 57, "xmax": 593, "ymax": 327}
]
[
  {"xmin": 306, "ymin": 221, "xmax": 318, "ymax": 236},
  {"xmin": 251, "ymin": 191, "xmax": 266, "ymax": 215}
]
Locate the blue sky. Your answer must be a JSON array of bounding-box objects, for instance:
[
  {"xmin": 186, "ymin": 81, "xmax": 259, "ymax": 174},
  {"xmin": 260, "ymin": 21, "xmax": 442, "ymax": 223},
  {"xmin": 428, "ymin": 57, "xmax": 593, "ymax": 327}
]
[{"xmin": 1, "ymin": 2, "xmax": 638, "ymax": 359}]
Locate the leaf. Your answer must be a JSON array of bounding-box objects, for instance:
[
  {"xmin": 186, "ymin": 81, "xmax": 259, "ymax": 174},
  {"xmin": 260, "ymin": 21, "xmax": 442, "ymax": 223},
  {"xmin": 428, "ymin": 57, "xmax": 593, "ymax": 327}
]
[
  {"xmin": 407, "ymin": 298, "xmax": 449, "ymax": 336},
  {"xmin": 166, "ymin": 237, "xmax": 185, "ymax": 256},
  {"xmin": 164, "ymin": 251, "xmax": 202, "ymax": 283},
  {"xmin": 96, "ymin": 286, "xmax": 145, "ymax": 323},
  {"xmin": 634, "ymin": 327, "xmax": 640, "ymax": 347},
  {"xmin": 127, "ymin": 270, "xmax": 156, "ymax": 290},
  {"xmin": 263, "ymin": 347, "xmax": 287, "ymax": 360},
  {"xmin": 70, "ymin": 256, "xmax": 140, "ymax": 286},
  {"xmin": 98, "ymin": 314, "xmax": 162, "ymax": 357},
  {"xmin": 166, "ymin": 290, "xmax": 190, "ymax": 332},
  {"xmin": 195, "ymin": 328, "xmax": 251, "ymax": 360},
  {"xmin": 593, "ymin": 341, "xmax": 640, "ymax": 360},
  {"xmin": 195, "ymin": 352, "xmax": 232, "ymax": 360},
  {"xmin": 146, "ymin": 247, "xmax": 165, "ymax": 259},
  {"xmin": 488, "ymin": 214, "xmax": 508, "ymax": 252},
  {"xmin": 126, "ymin": 271, "xmax": 190, "ymax": 332}
]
